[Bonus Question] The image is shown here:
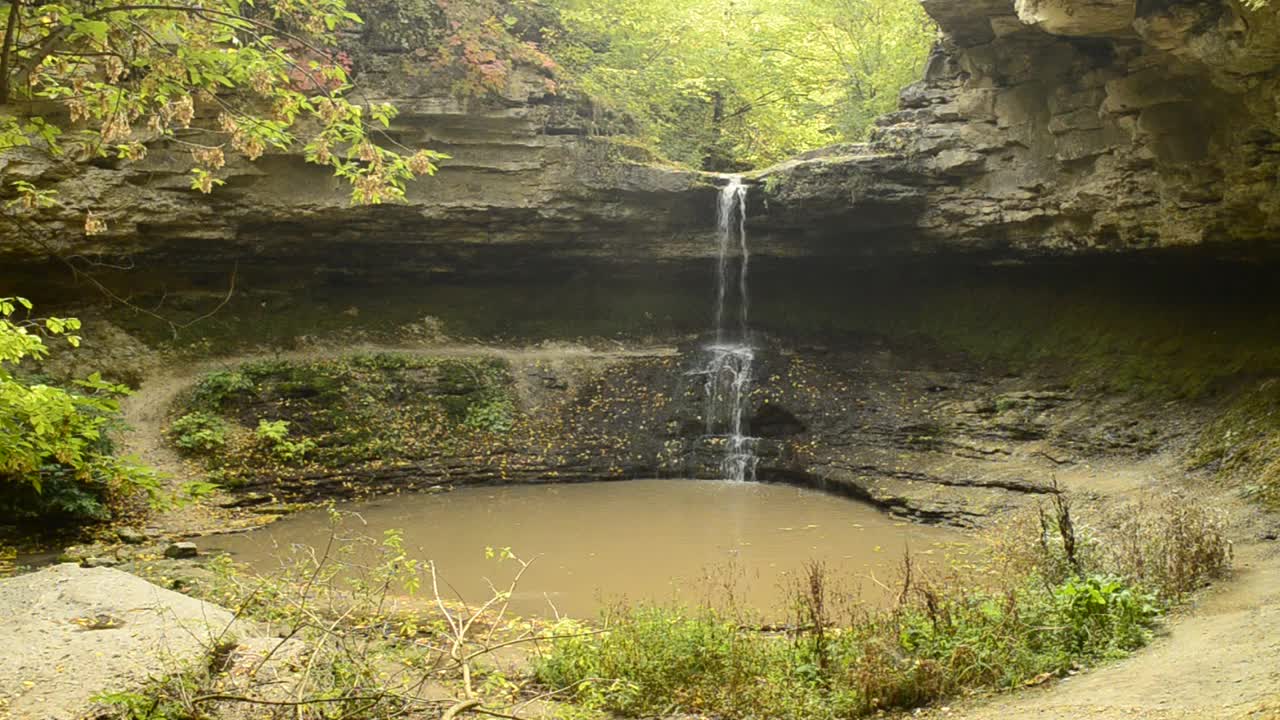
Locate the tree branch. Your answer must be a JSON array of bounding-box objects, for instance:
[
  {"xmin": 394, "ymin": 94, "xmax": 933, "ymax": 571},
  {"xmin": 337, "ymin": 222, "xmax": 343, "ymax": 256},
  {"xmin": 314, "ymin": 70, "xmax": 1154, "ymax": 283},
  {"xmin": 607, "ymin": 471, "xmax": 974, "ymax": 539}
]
[{"xmin": 0, "ymin": 0, "xmax": 23, "ymax": 103}]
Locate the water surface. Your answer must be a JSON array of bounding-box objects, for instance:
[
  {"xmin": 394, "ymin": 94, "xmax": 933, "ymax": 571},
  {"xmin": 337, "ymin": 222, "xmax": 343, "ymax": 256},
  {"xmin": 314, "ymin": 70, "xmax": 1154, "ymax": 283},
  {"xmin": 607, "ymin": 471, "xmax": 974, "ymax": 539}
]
[{"xmin": 210, "ymin": 479, "xmax": 967, "ymax": 617}]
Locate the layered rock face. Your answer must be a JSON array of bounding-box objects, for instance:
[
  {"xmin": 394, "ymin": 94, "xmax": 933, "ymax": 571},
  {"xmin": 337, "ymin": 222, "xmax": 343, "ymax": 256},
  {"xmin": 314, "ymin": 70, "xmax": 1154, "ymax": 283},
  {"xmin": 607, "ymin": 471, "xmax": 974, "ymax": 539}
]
[
  {"xmin": 754, "ymin": 0, "xmax": 1280, "ymax": 257},
  {"xmin": 7, "ymin": 0, "xmax": 1278, "ymax": 281},
  {"xmin": 0, "ymin": 2, "xmax": 716, "ymax": 283}
]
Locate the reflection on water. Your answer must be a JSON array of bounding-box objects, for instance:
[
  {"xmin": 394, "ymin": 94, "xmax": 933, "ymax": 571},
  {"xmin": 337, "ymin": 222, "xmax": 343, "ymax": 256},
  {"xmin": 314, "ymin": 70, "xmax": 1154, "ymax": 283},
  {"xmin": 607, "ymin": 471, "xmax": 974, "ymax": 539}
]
[{"xmin": 209, "ymin": 479, "xmax": 969, "ymax": 618}]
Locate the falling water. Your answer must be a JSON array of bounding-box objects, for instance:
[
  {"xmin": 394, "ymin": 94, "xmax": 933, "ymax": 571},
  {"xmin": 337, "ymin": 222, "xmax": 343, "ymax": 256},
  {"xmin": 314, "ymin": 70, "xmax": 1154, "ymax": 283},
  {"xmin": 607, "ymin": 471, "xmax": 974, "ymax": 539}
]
[{"xmin": 702, "ymin": 176, "xmax": 758, "ymax": 482}]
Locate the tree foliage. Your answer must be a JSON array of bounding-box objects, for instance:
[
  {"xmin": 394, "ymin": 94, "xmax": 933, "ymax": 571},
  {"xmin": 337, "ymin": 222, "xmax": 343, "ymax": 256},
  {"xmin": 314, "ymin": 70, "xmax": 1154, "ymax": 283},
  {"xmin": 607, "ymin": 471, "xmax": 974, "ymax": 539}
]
[
  {"xmin": 543, "ymin": 0, "xmax": 935, "ymax": 169},
  {"xmin": 0, "ymin": 298, "xmax": 157, "ymax": 523},
  {"xmin": 431, "ymin": 0, "xmax": 560, "ymax": 98},
  {"xmin": 0, "ymin": 0, "xmax": 445, "ymax": 214}
]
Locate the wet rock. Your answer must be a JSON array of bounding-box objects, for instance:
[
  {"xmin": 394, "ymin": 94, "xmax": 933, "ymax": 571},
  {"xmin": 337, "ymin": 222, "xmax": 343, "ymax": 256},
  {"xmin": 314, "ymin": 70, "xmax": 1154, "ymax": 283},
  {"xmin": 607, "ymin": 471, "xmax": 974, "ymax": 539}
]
[
  {"xmin": 59, "ymin": 544, "xmax": 107, "ymax": 564},
  {"xmin": 80, "ymin": 556, "xmax": 119, "ymax": 569},
  {"xmin": 163, "ymin": 542, "xmax": 199, "ymax": 559},
  {"xmin": 116, "ymin": 527, "xmax": 147, "ymax": 545}
]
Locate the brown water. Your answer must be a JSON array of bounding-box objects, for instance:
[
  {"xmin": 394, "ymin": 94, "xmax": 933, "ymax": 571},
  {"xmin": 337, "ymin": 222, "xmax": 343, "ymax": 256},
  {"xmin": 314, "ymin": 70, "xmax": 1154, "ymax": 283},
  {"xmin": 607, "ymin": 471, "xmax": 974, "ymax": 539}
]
[{"xmin": 209, "ymin": 479, "xmax": 969, "ymax": 618}]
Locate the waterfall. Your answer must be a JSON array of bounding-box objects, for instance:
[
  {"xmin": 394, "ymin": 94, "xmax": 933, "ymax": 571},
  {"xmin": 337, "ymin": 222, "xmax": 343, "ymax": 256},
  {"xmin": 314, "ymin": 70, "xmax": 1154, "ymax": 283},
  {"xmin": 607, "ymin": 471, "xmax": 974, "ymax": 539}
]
[{"xmin": 702, "ymin": 176, "xmax": 758, "ymax": 482}]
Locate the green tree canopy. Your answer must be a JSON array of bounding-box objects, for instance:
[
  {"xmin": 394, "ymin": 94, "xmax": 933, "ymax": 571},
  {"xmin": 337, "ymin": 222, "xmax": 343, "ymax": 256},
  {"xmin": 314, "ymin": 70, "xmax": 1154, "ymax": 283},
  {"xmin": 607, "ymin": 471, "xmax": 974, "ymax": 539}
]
[{"xmin": 544, "ymin": 0, "xmax": 936, "ymax": 169}]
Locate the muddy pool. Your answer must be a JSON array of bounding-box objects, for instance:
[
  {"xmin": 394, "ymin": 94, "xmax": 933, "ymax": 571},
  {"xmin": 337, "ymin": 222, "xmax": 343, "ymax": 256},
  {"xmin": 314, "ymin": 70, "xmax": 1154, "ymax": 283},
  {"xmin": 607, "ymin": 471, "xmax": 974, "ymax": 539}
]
[{"xmin": 210, "ymin": 479, "xmax": 971, "ymax": 618}]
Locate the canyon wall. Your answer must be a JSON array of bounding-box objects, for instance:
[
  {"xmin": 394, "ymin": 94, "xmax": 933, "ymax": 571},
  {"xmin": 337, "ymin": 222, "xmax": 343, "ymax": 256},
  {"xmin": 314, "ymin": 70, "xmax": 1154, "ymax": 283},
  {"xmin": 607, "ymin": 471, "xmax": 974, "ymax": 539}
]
[
  {"xmin": 754, "ymin": 0, "xmax": 1280, "ymax": 258},
  {"xmin": 0, "ymin": 1, "xmax": 716, "ymax": 284},
  {"xmin": 6, "ymin": 0, "xmax": 1280, "ymax": 287}
]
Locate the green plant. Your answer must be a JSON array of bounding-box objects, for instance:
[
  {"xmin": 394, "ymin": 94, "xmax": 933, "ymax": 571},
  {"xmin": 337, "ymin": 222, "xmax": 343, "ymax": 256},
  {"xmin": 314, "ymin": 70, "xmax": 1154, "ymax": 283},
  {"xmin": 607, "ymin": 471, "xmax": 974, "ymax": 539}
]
[
  {"xmin": 536, "ymin": 567, "xmax": 1162, "ymax": 720},
  {"xmin": 1051, "ymin": 575, "xmax": 1158, "ymax": 656},
  {"xmin": 536, "ymin": 607, "xmax": 808, "ymax": 718},
  {"xmin": 0, "ymin": 469, "xmax": 112, "ymax": 522},
  {"xmin": 0, "ymin": 297, "xmax": 159, "ymax": 524},
  {"xmin": 0, "ymin": 0, "xmax": 443, "ymax": 218},
  {"xmin": 536, "ymin": 492, "xmax": 1227, "ymax": 720},
  {"xmin": 464, "ymin": 395, "xmax": 515, "ymax": 433},
  {"xmin": 190, "ymin": 370, "xmax": 254, "ymax": 410},
  {"xmin": 168, "ymin": 412, "xmax": 230, "ymax": 455},
  {"xmin": 166, "ymin": 354, "xmax": 527, "ymax": 490},
  {"xmin": 255, "ymin": 418, "xmax": 315, "ymax": 463}
]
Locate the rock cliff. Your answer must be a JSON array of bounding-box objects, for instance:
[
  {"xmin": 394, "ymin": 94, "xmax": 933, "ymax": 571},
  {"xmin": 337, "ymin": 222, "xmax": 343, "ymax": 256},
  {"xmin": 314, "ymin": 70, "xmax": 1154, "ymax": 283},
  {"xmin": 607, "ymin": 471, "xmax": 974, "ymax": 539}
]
[
  {"xmin": 0, "ymin": 1, "xmax": 716, "ymax": 283},
  {"xmin": 753, "ymin": 0, "xmax": 1280, "ymax": 257},
  {"xmin": 6, "ymin": 0, "xmax": 1279, "ymax": 285}
]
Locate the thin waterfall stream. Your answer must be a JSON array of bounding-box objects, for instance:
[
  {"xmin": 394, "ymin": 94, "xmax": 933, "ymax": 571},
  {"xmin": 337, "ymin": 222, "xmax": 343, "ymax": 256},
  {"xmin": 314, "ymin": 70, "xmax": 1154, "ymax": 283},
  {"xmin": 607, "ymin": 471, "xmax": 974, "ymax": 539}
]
[{"xmin": 702, "ymin": 176, "xmax": 758, "ymax": 482}]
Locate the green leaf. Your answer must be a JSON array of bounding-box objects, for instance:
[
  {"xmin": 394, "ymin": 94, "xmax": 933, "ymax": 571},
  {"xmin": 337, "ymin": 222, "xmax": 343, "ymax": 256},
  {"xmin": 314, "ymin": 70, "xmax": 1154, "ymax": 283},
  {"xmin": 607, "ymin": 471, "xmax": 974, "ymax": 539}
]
[{"xmin": 73, "ymin": 19, "xmax": 110, "ymax": 42}]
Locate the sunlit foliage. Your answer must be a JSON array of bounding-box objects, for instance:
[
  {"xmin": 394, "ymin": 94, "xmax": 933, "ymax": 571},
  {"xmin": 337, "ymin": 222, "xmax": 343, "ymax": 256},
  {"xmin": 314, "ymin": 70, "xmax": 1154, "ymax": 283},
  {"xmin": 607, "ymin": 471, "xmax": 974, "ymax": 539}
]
[
  {"xmin": 544, "ymin": 0, "xmax": 936, "ymax": 169},
  {"xmin": 0, "ymin": 0, "xmax": 445, "ymax": 212},
  {"xmin": 0, "ymin": 298, "xmax": 158, "ymax": 523}
]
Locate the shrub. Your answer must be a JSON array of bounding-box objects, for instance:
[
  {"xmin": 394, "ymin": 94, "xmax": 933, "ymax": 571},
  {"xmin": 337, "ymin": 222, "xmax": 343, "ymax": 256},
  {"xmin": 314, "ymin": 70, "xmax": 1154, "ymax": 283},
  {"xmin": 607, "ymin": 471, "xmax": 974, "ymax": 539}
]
[
  {"xmin": 548, "ymin": 580, "xmax": 1155, "ymax": 718},
  {"xmin": 1102, "ymin": 493, "xmax": 1232, "ymax": 600},
  {"xmin": 987, "ymin": 488, "xmax": 1232, "ymax": 603},
  {"xmin": 536, "ymin": 608, "xmax": 821, "ymax": 719},
  {"xmin": 0, "ymin": 470, "xmax": 112, "ymax": 523},
  {"xmin": 97, "ymin": 516, "xmax": 471, "ymax": 720},
  {"xmin": 169, "ymin": 412, "xmax": 230, "ymax": 455},
  {"xmin": 0, "ymin": 297, "xmax": 158, "ymax": 525},
  {"xmin": 1050, "ymin": 575, "xmax": 1158, "ymax": 655},
  {"xmin": 534, "ymin": 570, "xmax": 1161, "ymax": 720},
  {"xmin": 255, "ymin": 419, "xmax": 315, "ymax": 463},
  {"xmin": 536, "ymin": 492, "xmax": 1222, "ymax": 720},
  {"xmin": 191, "ymin": 370, "xmax": 254, "ymax": 409}
]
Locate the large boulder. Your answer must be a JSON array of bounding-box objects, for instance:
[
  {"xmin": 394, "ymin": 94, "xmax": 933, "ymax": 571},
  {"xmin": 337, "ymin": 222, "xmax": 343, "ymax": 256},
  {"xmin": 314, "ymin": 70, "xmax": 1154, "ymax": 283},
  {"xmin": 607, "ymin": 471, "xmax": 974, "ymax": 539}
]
[{"xmin": 0, "ymin": 564, "xmax": 239, "ymax": 720}]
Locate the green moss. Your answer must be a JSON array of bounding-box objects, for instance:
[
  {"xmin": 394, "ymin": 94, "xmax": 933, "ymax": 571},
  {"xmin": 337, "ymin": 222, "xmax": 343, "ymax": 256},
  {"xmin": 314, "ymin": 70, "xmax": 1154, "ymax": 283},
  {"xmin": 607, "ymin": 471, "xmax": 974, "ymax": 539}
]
[
  {"xmin": 754, "ymin": 281, "xmax": 1280, "ymax": 400},
  {"xmin": 167, "ymin": 353, "xmax": 520, "ymax": 489},
  {"xmin": 1191, "ymin": 379, "xmax": 1280, "ymax": 507}
]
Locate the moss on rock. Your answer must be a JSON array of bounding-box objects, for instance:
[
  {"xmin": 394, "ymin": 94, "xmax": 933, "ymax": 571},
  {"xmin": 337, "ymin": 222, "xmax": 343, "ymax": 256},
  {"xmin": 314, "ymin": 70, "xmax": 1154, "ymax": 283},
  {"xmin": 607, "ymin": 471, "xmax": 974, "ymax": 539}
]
[
  {"xmin": 163, "ymin": 352, "xmax": 683, "ymax": 501},
  {"xmin": 1192, "ymin": 379, "xmax": 1280, "ymax": 508},
  {"xmin": 169, "ymin": 354, "xmax": 520, "ymax": 493}
]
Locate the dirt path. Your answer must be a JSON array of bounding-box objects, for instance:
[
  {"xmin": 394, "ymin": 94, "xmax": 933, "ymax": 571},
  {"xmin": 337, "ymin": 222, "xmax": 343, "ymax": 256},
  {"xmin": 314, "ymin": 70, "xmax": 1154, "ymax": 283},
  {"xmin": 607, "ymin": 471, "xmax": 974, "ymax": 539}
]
[
  {"xmin": 888, "ymin": 445, "xmax": 1280, "ymax": 720},
  {"xmin": 919, "ymin": 539, "xmax": 1280, "ymax": 720}
]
